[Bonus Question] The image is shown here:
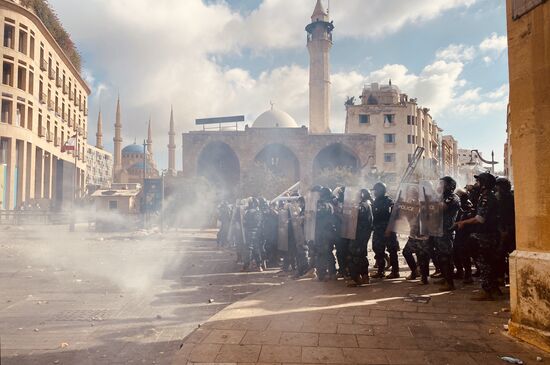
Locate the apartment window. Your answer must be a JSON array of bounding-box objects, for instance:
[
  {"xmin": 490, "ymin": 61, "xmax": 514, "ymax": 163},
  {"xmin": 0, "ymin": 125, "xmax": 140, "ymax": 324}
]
[
  {"xmin": 16, "ymin": 103, "xmax": 25, "ymax": 127},
  {"xmin": 29, "ymin": 36, "xmax": 35, "ymax": 59},
  {"xmin": 407, "ymin": 135, "xmax": 417, "ymax": 144},
  {"xmin": 2, "ymin": 61, "xmax": 13, "ymax": 86},
  {"xmin": 0, "ymin": 138, "xmax": 7, "ymax": 164},
  {"xmin": 27, "ymin": 106, "xmax": 33, "ymax": 131},
  {"xmin": 407, "ymin": 116, "xmax": 411, "ymax": 125},
  {"xmin": 18, "ymin": 30, "xmax": 27, "ymax": 54},
  {"xmin": 384, "ymin": 114, "xmax": 395, "ymax": 125},
  {"xmin": 28, "ymin": 71, "xmax": 33, "ymax": 94},
  {"xmin": 1, "ymin": 99, "xmax": 12, "ymax": 123},
  {"xmin": 17, "ymin": 66, "xmax": 26, "ymax": 91},
  {"xmin": 384, "ymin": 153, "xmax": 396, "ymax": 163},
  {"xmin": 3, "ymin": 24, "xmax": 15, "ymax": 49},
  {"xmin": 359, "ymin": 114, "xmax": 370, "ymax": 124},
  {"xmin": 384, "ymin": 134, "xmax": 396, "ymax": 144}
]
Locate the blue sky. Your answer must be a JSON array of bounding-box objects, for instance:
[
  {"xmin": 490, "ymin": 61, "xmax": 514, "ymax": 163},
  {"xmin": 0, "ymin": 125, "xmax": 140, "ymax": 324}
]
[{"xmin": 52, "ymin": 0, "xmax": 509, "ymax": 171}]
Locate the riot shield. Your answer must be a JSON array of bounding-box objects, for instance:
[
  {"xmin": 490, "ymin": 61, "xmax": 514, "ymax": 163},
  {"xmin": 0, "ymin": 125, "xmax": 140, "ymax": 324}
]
[
  {"xmin": 388, "ymin": 183, "xmax": 421, "ymax": 236},
  {"xmin": 304, "ymin": 191, "xmax": 320, "ymax": 243},
  {"xmin": 277, "ymin": 206, "xmax": 290, "ymax": 252},
  {"xmin": 227, "ymin": 201, "xmax": 244, "ymax": 246},
  {"xmin": 419, "ymin": 180, "xmax": 444, "ymax": 237},
  {"xmin": 341, "ymin": 187, "xmax": 361, "ymax": 240},
  {"xmin": 288, "ymin": 203, "xmax": 305, "ymax": 247}
]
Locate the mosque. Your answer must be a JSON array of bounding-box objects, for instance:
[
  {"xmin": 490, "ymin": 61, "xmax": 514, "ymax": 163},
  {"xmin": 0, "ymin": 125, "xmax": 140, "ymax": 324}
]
[{"xmin": 179, "ymin": 0, "xmax": 376, "ymax": 197}]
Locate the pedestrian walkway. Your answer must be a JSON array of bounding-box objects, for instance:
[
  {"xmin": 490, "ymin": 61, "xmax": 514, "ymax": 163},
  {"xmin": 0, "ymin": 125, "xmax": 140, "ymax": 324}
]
[{"xmin": 172, "ymin": 276, "xmax": 549, "ymax": 364}]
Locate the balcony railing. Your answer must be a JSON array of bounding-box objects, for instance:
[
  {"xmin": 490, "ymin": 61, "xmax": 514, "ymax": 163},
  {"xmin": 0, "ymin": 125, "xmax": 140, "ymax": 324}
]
[
  {"xmin": 54, "ymin": 136, "xmax": 61, "ymax": 147},
  {"xmin": 55, "ymin": 106, "xmax": 62, "ymax": 117},
  {"xmin": 39, "ymin": 92, "xmax": 47, "ymax": 104},
  {"xmin": 62, "ymin": 83, "xmax": 68, "ymax": 94},
  {"xmin": 38, "ymin": 126, "xmax": 46, "ymax": 138},
  {"xmin": 47, "ymin": 99, "xmax": 55, "ymax": 111},
  {"xmin": 48, "ymin": 68, "xmax": 55, "ymax": 80},
  {"xmin": 56, "ymin": 76, "xmax": 62, "ymax": 88},
  {"xmin": 68, "ymin": 90, "xmax": 74, "ymax": 101},
  {"xmin": 40, "ymin": 58, "xmax": 47, "ymax": 71},
  {"xmin": 63, "ymin": 112, "xmax": 68, "ymax": 124},
  {"xmin": 46, "ymin": 131, "xmax": 53, "ymax": 142}
]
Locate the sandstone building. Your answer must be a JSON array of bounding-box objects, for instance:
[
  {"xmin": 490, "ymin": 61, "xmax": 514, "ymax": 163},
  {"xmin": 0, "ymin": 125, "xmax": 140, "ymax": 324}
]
[{"xmin": 0, "ymin": 0, "xmax": 89, "ymax": 210}]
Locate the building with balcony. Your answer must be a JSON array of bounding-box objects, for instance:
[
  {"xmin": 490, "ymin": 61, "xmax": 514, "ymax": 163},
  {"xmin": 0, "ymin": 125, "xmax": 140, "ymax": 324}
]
[
  {"xmin": 441, "ymin": 135, "xmax": 459, "ymax": 178},
  {"xmin": 345, "ymin": 82, "xmax": 442, "ymax": 184},
  {"xmin": 0, "ymin": 0, "xmax": 90, "ymax": 210},
  {"xmin": 86, "ymin": 144, "xmax": 112, "ymax": 189}
]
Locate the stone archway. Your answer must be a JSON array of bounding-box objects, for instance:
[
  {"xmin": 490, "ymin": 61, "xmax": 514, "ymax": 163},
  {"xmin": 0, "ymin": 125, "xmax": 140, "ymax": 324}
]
[
  {"xmin": 254, "ymin": 144, "xmax": 300, "ymax": 183},
  {"xmin": 197, "ymin": 141, "xmax": 240, "ymax": 192},
  {"xmin": 313, "ymin": 143, "xmax": 360, "ymax": 177}
]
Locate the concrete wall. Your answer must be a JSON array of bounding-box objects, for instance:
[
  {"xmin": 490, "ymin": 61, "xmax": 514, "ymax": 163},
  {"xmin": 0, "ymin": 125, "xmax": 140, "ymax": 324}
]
[{"xmin": 506, "ymin": 0, "xmax": 550, "ymax": 352}]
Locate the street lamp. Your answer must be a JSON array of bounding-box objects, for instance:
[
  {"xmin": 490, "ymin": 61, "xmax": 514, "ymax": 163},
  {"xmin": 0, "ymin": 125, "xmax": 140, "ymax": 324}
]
[{"xmin": 466, "ymin": 149, "xmax": 499, "ymax": 175}]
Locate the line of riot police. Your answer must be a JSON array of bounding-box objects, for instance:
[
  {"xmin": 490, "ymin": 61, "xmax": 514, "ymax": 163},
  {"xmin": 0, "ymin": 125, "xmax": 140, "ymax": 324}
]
[{"xmin": 215, "ymin": 172, "xmax": 515, "ymax": 300}]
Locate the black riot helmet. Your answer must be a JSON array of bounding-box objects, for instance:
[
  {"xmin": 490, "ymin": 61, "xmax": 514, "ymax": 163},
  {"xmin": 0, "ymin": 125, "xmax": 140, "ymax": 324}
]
[
  {"xmin": 248, "ymin": 197, "xmax": 259, "ymax": 210},
  {"xmin": 319, "ymin": 187, "xmax": 333, "ymax": 202},
  {"xmin": 474, "ymin": 172, "xmax": 497, "ymax": 190},
  {"xmin": 495, "ymin": 177, "xmax": 512, "ymax": 193},
  {"xmin": 360, "ymin": 189, "xmax": 372, "ymax": 203},
  {"xmin": 310, "ymin": 185, "xmax": 323, "ymax": 193},
  {"xmin": 440, "ymin": 176, "xmax": 457, "ymax": 193},
  {"xmin": 372, "ymin": 182, "xmax": 387, "ymax": 198}
]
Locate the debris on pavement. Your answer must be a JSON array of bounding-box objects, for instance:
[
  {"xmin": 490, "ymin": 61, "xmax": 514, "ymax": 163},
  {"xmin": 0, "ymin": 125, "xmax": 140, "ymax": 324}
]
[
  {"xmin": 60, "ymin": 342, "xmax": 69, "ymax": 348},
  {"xmin": 208, "ymin": 298, "xmax": 214, "ymax": 303},
  {"xmin": 537, "ymin": 357, "xmax": 543, "ymax": 362},
  {"xmin": 501, "ymin": 356, "xmax": 524, "ymax": 364},
  {"xmin": 403, "ymin": 294, "xmax": 431, "ymax": 304}
]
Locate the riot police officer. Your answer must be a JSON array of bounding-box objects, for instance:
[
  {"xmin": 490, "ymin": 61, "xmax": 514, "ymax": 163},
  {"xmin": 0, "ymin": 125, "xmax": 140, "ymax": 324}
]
[
  {"xmin": 333, "ymin": 186, "xmax": 349, "ymax": 278},
  {"xmin": 434, "ymin": 176, "xmax": 461, "ymax": 292},
  {"xmin": 314, "ymin": 187, "xmax": 337, "ymax": 281},
  {"xmin": 453, "ymin": 189, "xmax": 476, "ymax": 284},
  {"xmin": 243, "ymin": 197, "xmax": 264, "ymax": 272},
  {"xmin": 370, "ymin": 182, "xmax": 400, "ymax": 279},
  {"xmin": 455, "ymin": 172, "xmax": 499, "ymax": 301},
  {"xmin": 217, "ymin": 201, "xmax": 232, "ymax": 247},
  {"xmin": 495, "ymin": 177, "xmax": 515, "ymax": 284},
  {"xmin": 260, "ymin": 199, "xmax": 279, "ymax": 268},
  {"xmin": 347, "ymin": 189, "xmax": 373, "ymax": 286}
]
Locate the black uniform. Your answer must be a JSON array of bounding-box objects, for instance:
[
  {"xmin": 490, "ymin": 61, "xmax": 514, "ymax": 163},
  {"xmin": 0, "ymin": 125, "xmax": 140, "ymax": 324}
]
[
  {"xmin": 433, "ymin": 192, "xmax": 460, "ymax": 286},
  {"xmin": 453, "ymin": 196, "xmax": 476, "ymax": 280},
  {"xmin": 314, "ymin": 200, "xmax": 336, "ymax": 280},
  {"xmin": 348, "ymin": 201, "xmax": 373, "ymax": 284},
  {"xmin": 243, "ymin": 206, "xmax": 263, "ymax": 270},
  {"xmin": 496, "ymin": 190, "xmax": 515, "ymax": 281},
  {"xmin": 262, "ymin": 206, "xmax": 279, "ymax": 267},
  {"xmin": 473, "ymin": 189, "xmax": 499, "ymax": 292},
  {"xmin": 217, "ymin": 203, "xmax": 232, "ymax": 247},
  {"xmin": 372, "ymin": 195, "xmax": 399, "ymax": 275}
]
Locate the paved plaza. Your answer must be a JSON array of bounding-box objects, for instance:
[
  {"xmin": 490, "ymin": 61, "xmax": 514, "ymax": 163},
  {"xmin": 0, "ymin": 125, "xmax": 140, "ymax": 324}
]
[{"xmin": 0, "ymin": 226, "xmax": 282, "ymax": 365}]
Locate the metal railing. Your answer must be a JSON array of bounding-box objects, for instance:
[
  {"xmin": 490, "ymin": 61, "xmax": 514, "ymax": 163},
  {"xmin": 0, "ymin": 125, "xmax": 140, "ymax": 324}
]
[{"xmin": 40, "ymin": 58, "xmax": 47, "ymax": 71}]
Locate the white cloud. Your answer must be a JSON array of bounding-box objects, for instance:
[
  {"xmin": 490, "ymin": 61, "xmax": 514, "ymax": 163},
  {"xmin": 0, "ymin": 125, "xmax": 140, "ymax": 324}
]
[
  {"xmin": 454, "ymin": 84, "xmax": 508, "ymax": 115},
  {"xmin": 436, "ymin": 44, "xmax": 476, "ymax": 62},
  {"xmin": 479, "ymin": 33, "xmax": 508, "ymax": 53},
  {"xmin": 49, "ymin": 0, "xmax": 478, "ymax": 168}
]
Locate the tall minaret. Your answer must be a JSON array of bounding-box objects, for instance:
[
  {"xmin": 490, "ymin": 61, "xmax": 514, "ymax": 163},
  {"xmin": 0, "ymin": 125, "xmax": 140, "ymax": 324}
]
[
  {"xmin": 96, "ymin": 108, "xmax": 103, "ymax": 150},
  {"xmin": 306, "ymin": 0, "xmax": 333, "ymax": 134},
  {"xmin": 147, "ymin": 118, "xmax": 153, "ymax": 154},
  {"xmin": 167, "ymin": 106, "xmax": 176, "ymax": 176},
  {"xmin": 113, "ymin": 96, "xmax": 122, "ymax": 180}
]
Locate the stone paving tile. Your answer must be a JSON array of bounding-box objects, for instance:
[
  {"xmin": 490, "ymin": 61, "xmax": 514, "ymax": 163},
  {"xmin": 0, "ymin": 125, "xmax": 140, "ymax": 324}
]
[
  {"xmin": 301, "ymin": 346, "xmax": 346, "ymax": 364},
  {"xmin": 241, "ymin": 330, "xmax": 282, "ymax": 345},
  {"xmin": 187, "ymin": 343, "xmax": 222, "ymax": 363},
  {"xmin": 353, "ymin": 316, "xmax": 388, "ymax": 326},
  {"xmin": 336, "ymin": 323, "xmax": 374, "ymax": 336},
  {"xmin": 318, "ymin": 334, "xmax": 358, "ymax": 348},
  {"xmin": 356, "ymin": 335, "xmax": 418, "ymax": 350},
  {"xmin": 424, "ymin": 351, "xmax": 478, "ymax": 365},
  {"xmin": 258, "ymin": 345, "xmax": 302, "ymax": 363},
  {"xmin": 279, "ymin": 332, "xmax": 319, "ymax": 347},
  {"xmin": 341, "ymin": 348, "xmax": 389, "ymax": 364},
  {"xmin": 214, "ymin": 344, "xmax": 261, "ymax": 363},
  {"xmin": 202, "ymin": 329, "xmax": 247, "ymax": 344},
  {"xmin": 267, "ymin": 318, "xmax": 304, "ymax": 333},
  {"xmin": 384, "ymin": 349, "xmax": 427, "ymax": 364},
  {"xmin": 300, "ymin": 321, "xmax": 337, "ymax": 334}
]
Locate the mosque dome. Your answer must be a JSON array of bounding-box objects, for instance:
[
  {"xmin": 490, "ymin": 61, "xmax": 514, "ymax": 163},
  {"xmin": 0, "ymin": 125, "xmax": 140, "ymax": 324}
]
[
  {"xmin": 252, "ymin": 107, "xmax": 299, "ymax": 129},
  {"xmin": 129, "ymin": 161, "xmax": 155, "ymax": 170},
  {"xmin": 122, "ymin": 144, "xmax": 144, "ymax": 154}
]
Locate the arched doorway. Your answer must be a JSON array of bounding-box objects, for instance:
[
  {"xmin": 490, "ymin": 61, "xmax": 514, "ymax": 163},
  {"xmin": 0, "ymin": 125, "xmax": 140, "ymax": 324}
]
[
  {"xmin": 313, "ymin": 143, "xmax": 360, "ymax": 177},
  {"xmin": 197, "ymin": 142, "xmax": 240, "ymax": 194},
  {"xmin": 254, "ymin": 144, "xmax": 300, "ymax": 182}
]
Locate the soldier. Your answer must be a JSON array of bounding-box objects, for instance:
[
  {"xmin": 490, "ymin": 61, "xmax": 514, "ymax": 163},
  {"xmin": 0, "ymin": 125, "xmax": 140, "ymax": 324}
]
[
  {"xmin": 453, "ymin": 189, "xmax": 476, "ymax": 284},
  {"xmin": 314, "ymin": 187, "xmax": 337, "ymax": 281},
  {"xmin": 455, "ymin": 172, "xmax": 499, "ymax": 301},
  {"xmin": 495, "ymin": 177, "xmax": 515, "ymax": 284},
  {"xmin": 292, "ymin": 196, "xmax": 311, "ymax": 277},
  {"xmin": 217, "ymin": 201, "xmax": 232, "ymax": 247},
  {"xmin": 370, "ymin": 182, "xmax": 400, "ymax": 279},
  {"xmin": 347, "ymin": 189, "xmax": 373, "ymax": 286},
  {"xmin": 243, "ymin": 197, "xmax": 264, "ymax": 272},
  {"xmin": 433, "ymin": 176, "xmax": 461, "ymax": 292}
]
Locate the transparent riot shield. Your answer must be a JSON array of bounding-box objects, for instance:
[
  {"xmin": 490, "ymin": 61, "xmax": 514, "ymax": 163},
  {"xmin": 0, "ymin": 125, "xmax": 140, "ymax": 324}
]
[
  {"xmin": 277, "ymin": 206, "xmax": 289, "ymax": 252},
  {"xmin": 419, "ymin": 180, "xmax": 444, "ymax": 237},
  {"xmin": 305, "ymin": 191, "xmax": 320, "ymax": 243},
  {"xmin": 341, "ymin": 187, "xmax": 361, "ymax": 240},
  {"xmin": 227, "ymin": 200, "xmax": 245, "ymax": 246},
  {"xmin": 388, "ymin": 183, "xmax": 421, "ymax": 236},
  {"xmin": 288, "ymin": 202, "xmax": 305, "ymax": 246}
]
